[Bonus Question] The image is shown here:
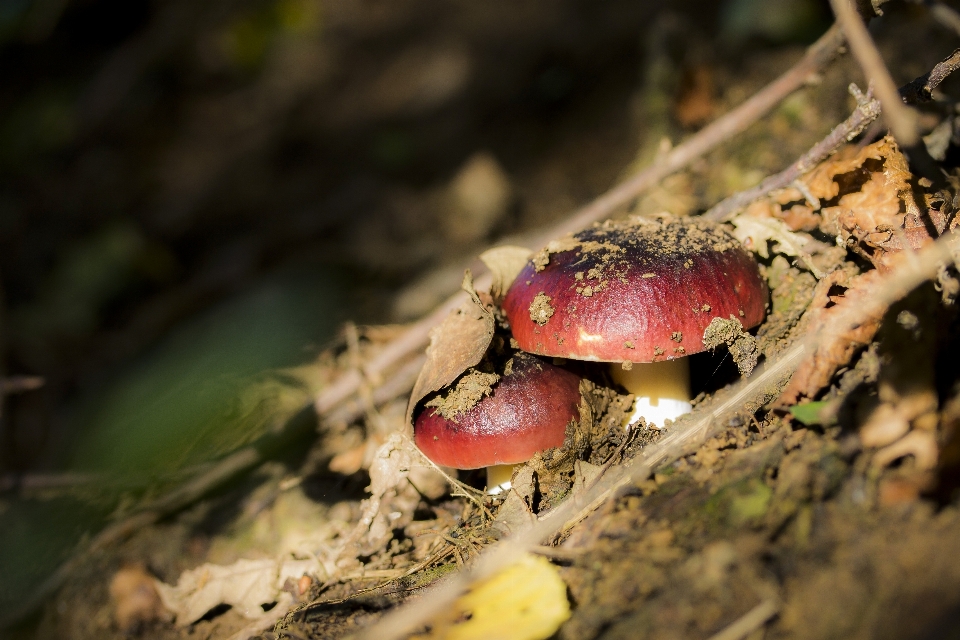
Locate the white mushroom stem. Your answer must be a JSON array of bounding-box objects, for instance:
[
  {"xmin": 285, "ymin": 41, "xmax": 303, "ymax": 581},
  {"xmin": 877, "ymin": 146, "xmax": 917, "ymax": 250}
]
[
  {"xmin": 610, "ymin": 358, "xmax": 692, "ymax": 429},
  {"xmin": 486, "ymin": 464, "xmax": 518, "ymax": 495}
]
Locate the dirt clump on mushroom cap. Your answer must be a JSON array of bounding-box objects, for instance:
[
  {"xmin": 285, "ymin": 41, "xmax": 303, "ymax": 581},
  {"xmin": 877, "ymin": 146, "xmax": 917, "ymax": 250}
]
[
  {"xmin": 424, "ymin": 369, "xmax": 500, "ymax": 420},
  {"xmin": 503, "ymin": 215, "xmax": 767, "ymax": 363}
]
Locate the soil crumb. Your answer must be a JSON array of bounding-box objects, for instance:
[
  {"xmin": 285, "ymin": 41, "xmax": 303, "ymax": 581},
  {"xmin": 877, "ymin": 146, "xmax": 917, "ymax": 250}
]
[
  {"xmin": 424, "ymin": 369, "xmax": 500, "ymax": 419},
  {"xmin": 529, "ymin": 292, "xmax": 555, "ymax": 325},
  {"xmin": 702, "ymin": 316, "xmax": 759, "ymax": 375}
]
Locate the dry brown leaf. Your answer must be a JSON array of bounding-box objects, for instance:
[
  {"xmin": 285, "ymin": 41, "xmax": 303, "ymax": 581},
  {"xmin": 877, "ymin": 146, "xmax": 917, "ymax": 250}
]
[
  {"xmin": 764, "ymin": 135, "xmax": 952, "ymax": 275},
  {"xmin": 406, "ymin": 275, "xmax": 495, "ymax": 424},
  {"xmin": 337, "ymin": 433, "xmax": 423, "ymax": 558},
  {"xmin": 799, "ymin": 136, "xmax": 950, "ymax": 271},
  {"xmin": 776, "ymin": 269, "xmax": 884, "ymax": 407},
  {"xmin": 797, "ymin": 141, "xmax": 879, "ymax": 202},
  {"xmin": 480, "ymin": 245, "xmax": 533, "ymax": 303}
]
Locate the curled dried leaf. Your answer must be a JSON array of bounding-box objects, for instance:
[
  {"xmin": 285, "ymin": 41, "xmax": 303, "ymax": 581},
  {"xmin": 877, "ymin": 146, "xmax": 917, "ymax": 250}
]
[
  {"xmin": 806, "ymin": 137, "xmax": 950, "ymax": 270},
  {"xmin": 480, "ymin": 245, "xmax": 534, "ymax": 303},
  {"xmin": 730, "ymin": 215, "xmax": 815, "ymax": 261},
  {"xmin": 406, "ymin": 281, "xmax": 495, "ymax": 424},
  {"xmin": 154, "ymin": 557, "xmax": 318, "ymax": 625}
]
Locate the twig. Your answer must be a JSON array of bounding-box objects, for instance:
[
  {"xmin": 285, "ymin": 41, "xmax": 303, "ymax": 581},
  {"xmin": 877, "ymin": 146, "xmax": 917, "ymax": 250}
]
[
  {"xmin": 706, "ymin": 599, "xmax": 780, "ymax": 640},
  {"xmin": 0, "ymin": 472, "xmax": 99, "ymax": 493},
  {"xmin": 900, "ymin": 47, "xmax": 960, "ymax": 104},
  {"xmin": 829, "ymin": 0, "xmax": 919, "ymax": 146},
  {"xmin": 324, "ymin": 354, "xmax": 426, "ymax": 427},
  {"xmin": 0, "ymin": 375, "xmax": 45, "ymax": 394},
  {"xmin": 703, "ymin": 86, "xmax": 881, "ymax": 221},
  {"xmin": 829, "ymin": 0, "xmax": 943, "ymax": 182},
  {"xmin": 705, "ymin": 46, "xmax": 960, "ymax": 222},
  {"xmin": 314, "ymin": 23, "xmax": 846, "ymax": 421},
  {"xmin": 356, "ymin": 231, "xmax": 960, "ymax": 640},
  {"xmin": 408, "ymin": 437, "xmax": 494, "ymax": 522}
]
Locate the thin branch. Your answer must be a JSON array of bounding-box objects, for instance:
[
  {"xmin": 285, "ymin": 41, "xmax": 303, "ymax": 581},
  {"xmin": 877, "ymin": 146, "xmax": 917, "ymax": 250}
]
[
  {"xmin": 900, "ymin": 47, "xmax": 960, "ymax": 104},
  {"xmin": 829, "ymin": 0, "xmax": 943, "ymax": 182},
  {"xmin": 706, "ymin": 599, "xmax": 781, "ymax": 640},
  {"xmin": 0, "ymin": 472, "xmax": 98, "ymax": 493},
  {"xmin": 0, "ymin": 446, "xmax": 261, "ymax": 627},
  {"xmin": 703, "ymin": 86, "xmax": 881, "ymax": 221},
  {"xmin": 314, "ymin": 23, "xmax": 846, "ymax": 420},
  {"xmin": 0, "ymin": 375, "xmax": 45, "ymax": 395},
  {"xmin": 356, "ymin": 231, "xmax": 960, "ymax": 640},
  {"xmin": 829, "ymin": 0, "xmax": 919, "ymax": 146},
  {"xmin": 705, "ymin": 45, "xmax": 960, "ymax": 222}
]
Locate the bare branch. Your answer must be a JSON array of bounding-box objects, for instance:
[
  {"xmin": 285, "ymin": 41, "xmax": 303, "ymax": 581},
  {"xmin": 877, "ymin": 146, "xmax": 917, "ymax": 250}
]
[
  {"xmin": 705, "ymin": 45, "xmax": 960, "ymax": 222},
  {"xmin": 829, "ymin": 0, "xmax": 919, "ymax": 146},
  {"xmin": 706, "ymin": 599, "xmax": 781, "ymax": 640},
  {"xmin": 829, "ymin": 0, "xmax": 943, "ymax": 182},
  {"xmin": 900, "ymin": 47, "xmax": 960, "ymax": 104},
  {"xmin": 703, "ymin": 87, "xmax": 881, "ymax": 221}
]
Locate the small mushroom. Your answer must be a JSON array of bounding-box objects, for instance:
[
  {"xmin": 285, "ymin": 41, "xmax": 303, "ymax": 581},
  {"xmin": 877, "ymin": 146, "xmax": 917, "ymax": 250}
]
[
  {"xmin": 414, "ymin": 353, "xmax": 582, "ymax": 493},
  {"xmin": 502, "ymin": 215, "xmax": 767, "ymax": 428}
]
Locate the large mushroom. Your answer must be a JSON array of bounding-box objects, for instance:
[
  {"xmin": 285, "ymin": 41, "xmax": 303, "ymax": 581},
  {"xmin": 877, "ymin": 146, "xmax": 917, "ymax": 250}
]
[
  {"xmin": 414, "ymin": 352, "xmax": 582, "ymax": 493},
  {"xmin": 502, "ymin": 215, "xmax": 767, "ymax": 428}
]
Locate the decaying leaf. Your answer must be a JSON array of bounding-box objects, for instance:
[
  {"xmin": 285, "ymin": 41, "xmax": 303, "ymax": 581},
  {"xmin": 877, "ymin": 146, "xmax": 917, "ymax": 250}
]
[
  {"xmin": 751, "ymin": 136, "xmax": 954, "ymax": 274},
  {"xmin": 338, "ymin": 433, "xmax": 422, "ymax": 558},
  {"xmin": 775, "ymin": 269, "xmax": 884, "ymax": 407},
  {"xmin": 805, "ymin": 137, "xmax": 949, "ymax": 270},
  {"xmin": 480, "ymin": 245, "xmax": 534, "ymax": 303},
  {"xmin": 775, "ymin": 270, "xmax": 875, "ymax": 404},
  {"xmin": 407, "ymin": 275, "xmax": 495, "ymax": 423},
  {"xmin": 154, "ymin": 556, "xmax": 321, "ymax": 625},
  {"xmin": 410, "ymin": 553, "xmax": 570, "ymax": 640}
]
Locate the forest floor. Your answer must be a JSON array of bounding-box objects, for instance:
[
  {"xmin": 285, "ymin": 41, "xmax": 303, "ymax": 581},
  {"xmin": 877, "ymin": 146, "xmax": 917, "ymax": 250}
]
[{"xmin": 5, "ymin": 1, "xmax": 960, "ymax": 639}]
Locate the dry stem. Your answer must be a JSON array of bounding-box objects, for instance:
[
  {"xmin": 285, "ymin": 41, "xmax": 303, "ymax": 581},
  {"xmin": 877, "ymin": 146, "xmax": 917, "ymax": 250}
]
[
  {"xmin": 703, "ymin": 86, "xmax": 881, "ymax": 221},
  {"xmin": 705, "ymin": 45, "xmax": 960, "ymax": 222},
  {"xmin": 706, "ymin": 599, "xmax": 781, "ymax": 640},
  {"xmin": 830, "ymin": 0, "xmax": 919, "ymax": 146}
]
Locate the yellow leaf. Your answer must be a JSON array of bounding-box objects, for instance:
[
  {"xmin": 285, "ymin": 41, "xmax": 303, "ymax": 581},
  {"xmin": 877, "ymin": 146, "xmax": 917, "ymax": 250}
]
[{"xmin": 413, "ymin": 554, "xmax": 570, "ymax": 640}]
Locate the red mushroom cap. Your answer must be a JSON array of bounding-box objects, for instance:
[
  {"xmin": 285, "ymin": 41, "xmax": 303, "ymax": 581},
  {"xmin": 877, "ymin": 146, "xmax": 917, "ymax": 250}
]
[
  {"xmin": 502, "ymin": 216, "xmax": 767, "ymax": 363},
  {"xmin": 413, "ymin": 353, "xmax": 581, "ymax": 469}
]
